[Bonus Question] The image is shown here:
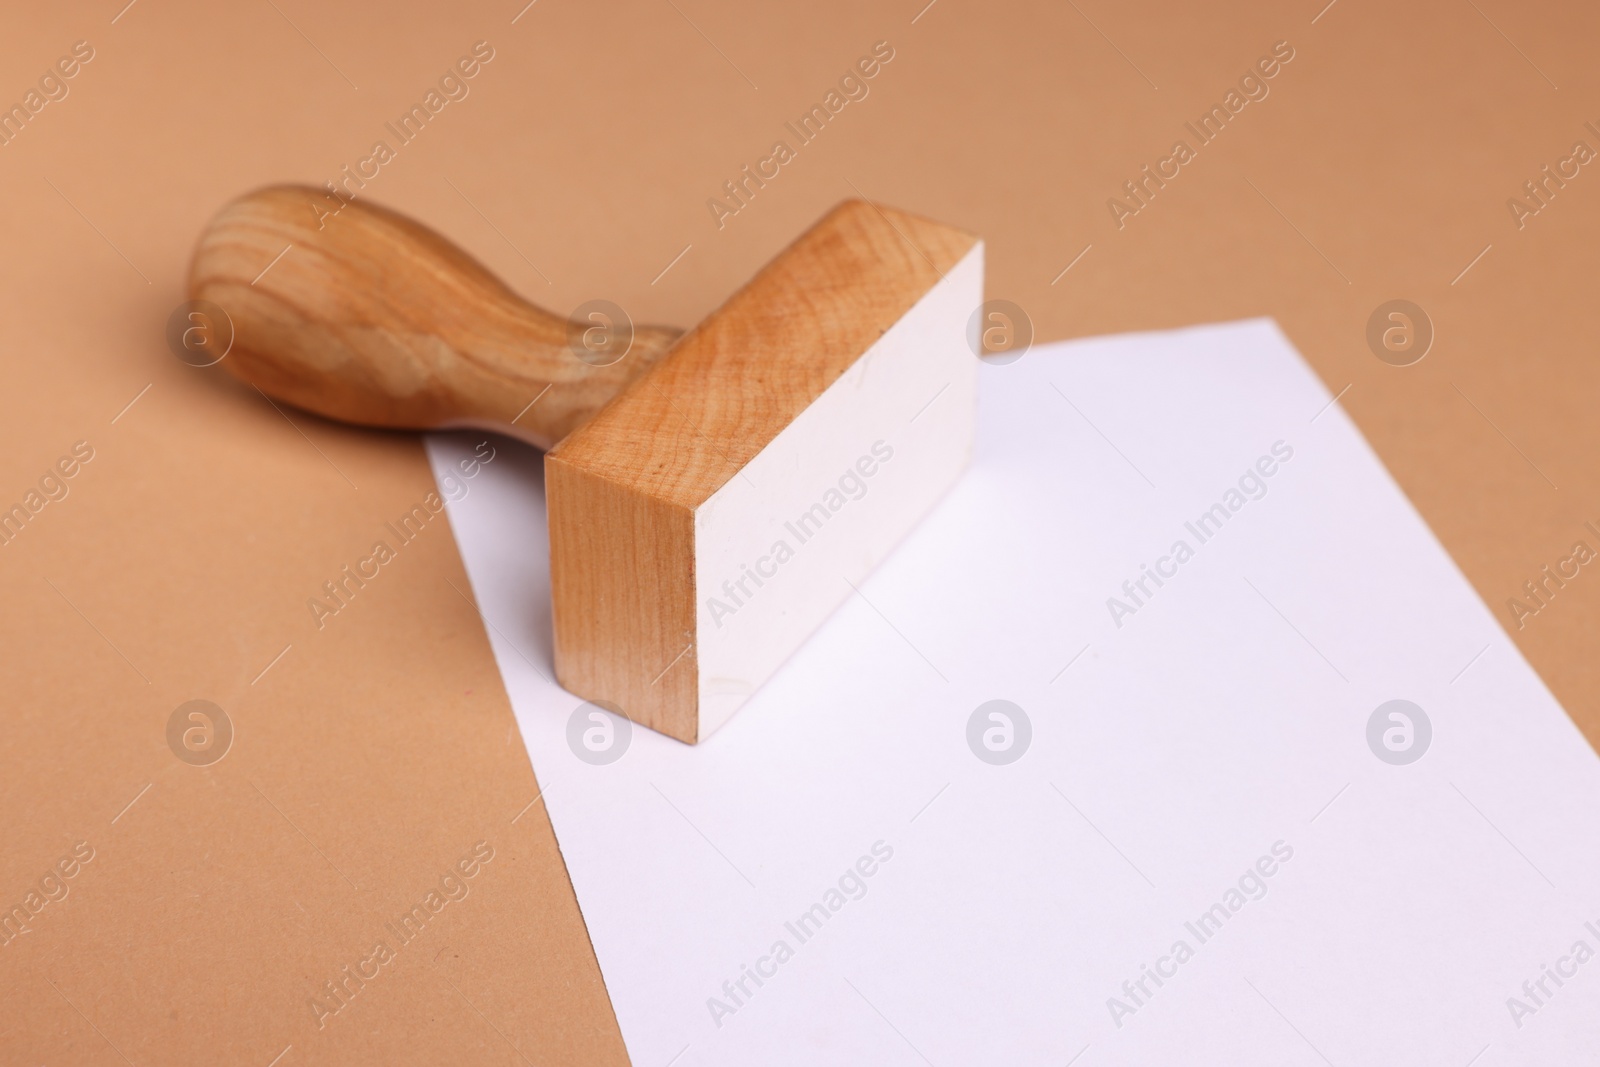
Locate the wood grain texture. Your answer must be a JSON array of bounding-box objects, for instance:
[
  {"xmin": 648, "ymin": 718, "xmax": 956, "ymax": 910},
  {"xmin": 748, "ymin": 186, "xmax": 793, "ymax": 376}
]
[
  {"xmin": 545, "ymin": 461, "xmax": 698, "ymax": 739},
  {"xmin": 551, "ymin": 200, "xmax": 977, "ymax": 504},
  {"xmin": 188, "ymin": 185, "xmax": 681, "ymax": 450},
  {"xmin": 547, "ymin": 199, "xmax": 979, "ymax": 742}
]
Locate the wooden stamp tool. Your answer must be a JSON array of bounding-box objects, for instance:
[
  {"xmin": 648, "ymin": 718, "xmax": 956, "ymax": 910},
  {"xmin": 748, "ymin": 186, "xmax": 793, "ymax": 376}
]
[{"xmin": 190, "ymin": 187, "xmax": 982, "ymax": 742}]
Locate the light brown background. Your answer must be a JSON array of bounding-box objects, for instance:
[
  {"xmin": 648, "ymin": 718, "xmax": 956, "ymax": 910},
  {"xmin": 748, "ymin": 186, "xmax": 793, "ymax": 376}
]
[{"xmin": 2, "ymin": 0, "xmax": 1597, "ymax": 1063}]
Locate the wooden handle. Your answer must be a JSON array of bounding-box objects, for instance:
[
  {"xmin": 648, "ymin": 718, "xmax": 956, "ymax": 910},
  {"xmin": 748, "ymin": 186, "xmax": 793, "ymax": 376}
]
[{"xmin": 187, "ymin": 185, "xmax": 681, "ymax": 450}]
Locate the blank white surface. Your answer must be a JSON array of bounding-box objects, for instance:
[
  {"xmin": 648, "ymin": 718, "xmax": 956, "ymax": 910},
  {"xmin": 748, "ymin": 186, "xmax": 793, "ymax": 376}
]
[
  {"xmin": 429, "ymin": 319, "xmax": 1600, "ymax": 1067},
  {"xmin": 694, "ymin": 241, "xmax": 981, "ymax": 737}
]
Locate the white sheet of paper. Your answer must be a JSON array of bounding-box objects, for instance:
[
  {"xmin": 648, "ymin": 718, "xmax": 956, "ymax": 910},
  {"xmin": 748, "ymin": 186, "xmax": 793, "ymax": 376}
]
[{"xmin": 428, "ymin": 319, "xmax": 1600, "ymax": 1066}]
